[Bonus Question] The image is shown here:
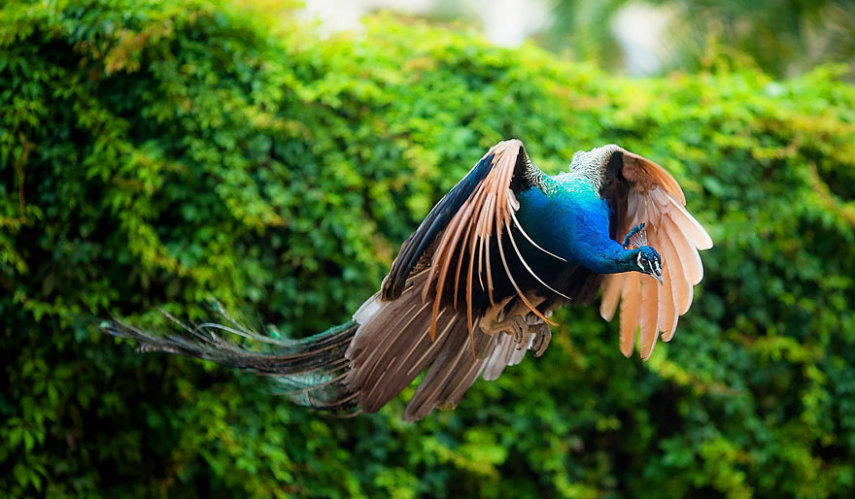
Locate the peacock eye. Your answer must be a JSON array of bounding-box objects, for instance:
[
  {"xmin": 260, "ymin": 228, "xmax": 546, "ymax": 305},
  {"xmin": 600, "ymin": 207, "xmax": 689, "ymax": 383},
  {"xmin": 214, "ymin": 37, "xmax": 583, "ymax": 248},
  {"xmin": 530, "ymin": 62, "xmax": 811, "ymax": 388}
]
[{"xmin": 636, "ymin": 252, "xmax": 646, "ymax": 270}]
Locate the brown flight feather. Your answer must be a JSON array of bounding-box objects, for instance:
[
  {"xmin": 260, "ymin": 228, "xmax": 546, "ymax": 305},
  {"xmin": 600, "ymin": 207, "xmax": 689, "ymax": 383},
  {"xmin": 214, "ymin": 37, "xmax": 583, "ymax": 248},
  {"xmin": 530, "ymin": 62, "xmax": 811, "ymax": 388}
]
[
  {"xmin": 422, "ymin": 140, "xmax": 554, "ymax": 350},
  {"xmin": 599, "ymin": 153, "xmax": 712, "ymax": 360}
]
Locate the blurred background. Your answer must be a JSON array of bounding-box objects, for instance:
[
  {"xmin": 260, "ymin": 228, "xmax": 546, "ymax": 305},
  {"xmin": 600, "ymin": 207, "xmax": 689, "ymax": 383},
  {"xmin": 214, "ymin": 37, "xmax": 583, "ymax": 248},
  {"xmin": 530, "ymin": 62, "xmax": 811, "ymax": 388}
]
[
  {"xmin": 296, "ymin": 0, "xmax": 855, "ymax": 77},
  {"xmin": 2, "ymin": 0, "xmax": 855, "ymax": 497}
]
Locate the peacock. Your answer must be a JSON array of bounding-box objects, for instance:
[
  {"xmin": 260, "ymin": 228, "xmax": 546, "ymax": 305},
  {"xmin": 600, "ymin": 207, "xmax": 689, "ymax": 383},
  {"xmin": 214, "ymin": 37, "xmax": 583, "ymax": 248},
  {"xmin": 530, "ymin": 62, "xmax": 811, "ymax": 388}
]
[{"xmin": 105, "ymin": 139, "xmax": 712, "ymax": 421}]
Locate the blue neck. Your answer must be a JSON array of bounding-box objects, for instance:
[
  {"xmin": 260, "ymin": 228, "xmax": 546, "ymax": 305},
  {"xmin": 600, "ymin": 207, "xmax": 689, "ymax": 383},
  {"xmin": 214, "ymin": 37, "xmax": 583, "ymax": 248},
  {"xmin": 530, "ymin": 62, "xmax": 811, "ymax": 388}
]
[
  {"xmin": 577, "ymin": 242, "xmax": 641, "ymax": 275},
  {"xmin": 515, "ymin": 182, "xmax": 639, "ymax": 275}
]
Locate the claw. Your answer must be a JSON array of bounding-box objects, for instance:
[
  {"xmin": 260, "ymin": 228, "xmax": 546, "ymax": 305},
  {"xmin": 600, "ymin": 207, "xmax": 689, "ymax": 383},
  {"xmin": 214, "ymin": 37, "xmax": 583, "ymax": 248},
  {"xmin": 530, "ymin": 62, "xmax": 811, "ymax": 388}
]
[
  {"xmin": 511, "ymin": 316, "xmax": 526, "ymax": 344},
  {"xmin": 482, "ymin": 306, "xmax": 553, "ymax": 357},
  {"xmin": 531, "ymin": 323, "xmax": 552, "ymax": 357}
]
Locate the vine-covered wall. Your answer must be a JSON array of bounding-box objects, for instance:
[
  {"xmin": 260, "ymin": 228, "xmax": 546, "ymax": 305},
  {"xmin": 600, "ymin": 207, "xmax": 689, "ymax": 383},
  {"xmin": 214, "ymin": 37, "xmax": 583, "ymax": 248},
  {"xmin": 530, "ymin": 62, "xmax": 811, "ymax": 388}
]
[{"xmin": 3, "ymin": 1, "xmax": 855, "ymax": 496}]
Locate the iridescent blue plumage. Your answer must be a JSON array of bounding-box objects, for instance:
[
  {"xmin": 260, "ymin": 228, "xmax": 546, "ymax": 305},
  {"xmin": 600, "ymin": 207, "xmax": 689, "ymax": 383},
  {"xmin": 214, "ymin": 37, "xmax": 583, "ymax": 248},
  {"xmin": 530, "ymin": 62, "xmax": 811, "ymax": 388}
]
[{"xmin": 515, "ymin": 176, "xmax": 639, "ymax": 275}]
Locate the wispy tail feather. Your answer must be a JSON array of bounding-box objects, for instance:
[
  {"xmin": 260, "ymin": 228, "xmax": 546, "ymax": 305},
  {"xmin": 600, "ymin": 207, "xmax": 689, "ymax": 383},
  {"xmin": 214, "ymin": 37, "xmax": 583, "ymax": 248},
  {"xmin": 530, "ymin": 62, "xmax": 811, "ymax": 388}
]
[
  {"xmin": 104, "ymin": 287, "xmax": 540, "ymax": 420},
  {"xmin": 102, "ymin": 307, "xmax": 360, "ymax": 415}
]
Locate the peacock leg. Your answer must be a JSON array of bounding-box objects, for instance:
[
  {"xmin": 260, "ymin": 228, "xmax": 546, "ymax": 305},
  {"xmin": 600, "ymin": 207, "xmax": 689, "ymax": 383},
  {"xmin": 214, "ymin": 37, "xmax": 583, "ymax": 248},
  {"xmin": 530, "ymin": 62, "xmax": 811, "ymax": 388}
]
[
  {"xmin": 479, "ymin": 296, "xmax": 544, "ymax": 336},
  {"xmin": 507, "ymin": 314, "xmax": 552, "ymax": 356},
  {"xmin": 482, "ymin": 314, "xmax": 532, "ymax": 345},
  {"xmin": 479, "ymin": 296, "xmax": 552, "ymax": 354},
  {"xmin": 478, "ymin": 297, "xmax": 515, "ymax": 336}
]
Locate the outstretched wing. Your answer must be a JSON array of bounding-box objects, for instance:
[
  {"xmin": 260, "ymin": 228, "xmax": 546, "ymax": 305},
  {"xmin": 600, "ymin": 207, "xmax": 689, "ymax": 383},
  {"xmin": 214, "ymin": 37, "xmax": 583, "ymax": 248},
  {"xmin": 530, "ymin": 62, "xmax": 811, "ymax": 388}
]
[
  {"xmin": 380, "ymin": 139, "xmax": 552, "ymax": 343},
  {"xmin": 597, "ymin": 148, "xmax": 713, "ymax": 360},
  {"xmin": 347, "ymin": 139, "xmax": 561, "ymax": 419}
]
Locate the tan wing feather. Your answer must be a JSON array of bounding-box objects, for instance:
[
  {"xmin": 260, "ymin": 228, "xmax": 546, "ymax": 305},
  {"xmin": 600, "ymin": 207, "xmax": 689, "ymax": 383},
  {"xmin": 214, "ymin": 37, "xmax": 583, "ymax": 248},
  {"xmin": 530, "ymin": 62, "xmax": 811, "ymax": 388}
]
[
  {"xmin": 639, "ymin": 272, "xmax": 660, "ymax": 360},
  {"xmin": 599, "ymin": 275, "xmax": 622, "ymax": 321},
  {"xmin": 656, "ymin": 257, "xmax": 677, "ymax": 336},
  {"xmin": 658, "ymin": 227, "xmax": 692, "ymax": 323},
  {"xmin": 655, "ymin": 232, "xmax": 681, "ymax": 340},
  {"xmin": 600, "ymin": 153, "xmax": 712, "ymax": 360},
  {"xmin": 422, "ymin": 140, "xmax": 553, "ymax": 349},
  {"xmin": 618, "ymin": 273, "xmax": 642, "ymax": 357},
  {"xmin": 622, "ymin": 151, "xmax": 686, "ymax": 204}
]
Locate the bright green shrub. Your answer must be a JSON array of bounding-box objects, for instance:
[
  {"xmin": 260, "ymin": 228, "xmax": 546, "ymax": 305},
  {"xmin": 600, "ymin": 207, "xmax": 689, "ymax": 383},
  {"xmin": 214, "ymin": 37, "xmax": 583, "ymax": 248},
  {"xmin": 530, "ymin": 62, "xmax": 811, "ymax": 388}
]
[{"xmin": 2, "ymin": 1, "xmax": 855, "ymax": 497}]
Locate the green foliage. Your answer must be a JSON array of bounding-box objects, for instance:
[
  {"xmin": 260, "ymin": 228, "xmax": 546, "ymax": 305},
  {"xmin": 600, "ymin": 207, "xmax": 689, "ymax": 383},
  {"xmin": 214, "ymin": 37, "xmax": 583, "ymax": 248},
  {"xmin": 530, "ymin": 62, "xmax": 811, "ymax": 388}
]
[{"xmin": 3, "ymin": 1, "xmax": 855, "ymax": 497}]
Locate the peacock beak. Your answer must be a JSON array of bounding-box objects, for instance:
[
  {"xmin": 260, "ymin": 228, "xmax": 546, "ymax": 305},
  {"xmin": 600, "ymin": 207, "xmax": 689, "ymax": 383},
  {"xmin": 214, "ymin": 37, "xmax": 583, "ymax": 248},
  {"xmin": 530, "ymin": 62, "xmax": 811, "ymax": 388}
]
[{"xmin": 651, "ymin": 267, "xmax": 664, "ymax": 285}]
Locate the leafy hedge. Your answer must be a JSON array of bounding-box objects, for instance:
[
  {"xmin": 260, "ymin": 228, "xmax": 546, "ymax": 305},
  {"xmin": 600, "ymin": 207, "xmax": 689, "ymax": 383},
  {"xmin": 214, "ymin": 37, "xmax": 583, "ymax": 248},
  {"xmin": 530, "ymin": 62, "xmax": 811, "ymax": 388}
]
[{"xmin": 3, "ymin": 0, "xmax": 855, "ymax": 497}]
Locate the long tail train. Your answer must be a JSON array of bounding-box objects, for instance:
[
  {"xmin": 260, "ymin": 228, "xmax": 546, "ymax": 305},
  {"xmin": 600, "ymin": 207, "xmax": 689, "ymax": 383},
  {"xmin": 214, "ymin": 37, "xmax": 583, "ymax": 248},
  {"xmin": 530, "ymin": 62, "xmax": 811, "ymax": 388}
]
[
  {"xmin": 102, "ymin": 305, "xmax": 361, "ymax": 415},
  {"xmin": 103, "ymin": 270, "xmax": 544, "ymax": 421}
]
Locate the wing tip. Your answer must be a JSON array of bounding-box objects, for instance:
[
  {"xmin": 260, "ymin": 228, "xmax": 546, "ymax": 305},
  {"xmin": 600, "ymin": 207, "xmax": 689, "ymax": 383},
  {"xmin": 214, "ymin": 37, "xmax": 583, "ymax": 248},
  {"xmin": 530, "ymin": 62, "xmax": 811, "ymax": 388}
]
[
  {"xmin": 601, "ymin": 308, "xmax": 616, "ymax": 322},
  {"xmin": 620, "ymin": 344, "xmax": 634, "ymax": 358},
  {"xmin": 489, "ymin": 138, "xmax": 524, "ymax": 155}
]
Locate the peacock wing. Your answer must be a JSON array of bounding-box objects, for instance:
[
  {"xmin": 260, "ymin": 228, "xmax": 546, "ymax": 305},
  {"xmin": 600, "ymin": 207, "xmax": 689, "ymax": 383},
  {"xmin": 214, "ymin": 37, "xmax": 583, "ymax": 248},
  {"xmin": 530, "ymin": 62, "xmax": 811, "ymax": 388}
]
[
  {"xmin": 598, "ymin": 150, "xmax": 713, "ymax": 360},
  {"xmin": 379, "ymin": 139, "xmax": 553, "ymax": 342},
  {"xmin": 350, "ymin": 139, "xmax": 555, "ymax": 419}
]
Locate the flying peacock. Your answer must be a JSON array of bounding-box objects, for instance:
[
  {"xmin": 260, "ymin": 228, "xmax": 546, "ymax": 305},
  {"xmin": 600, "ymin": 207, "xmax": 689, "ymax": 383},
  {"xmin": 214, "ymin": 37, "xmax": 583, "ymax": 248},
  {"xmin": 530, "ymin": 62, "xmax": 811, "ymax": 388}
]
[{"xmin": 105, "ymin": 139, "xmax": 712, "ymax": 421}]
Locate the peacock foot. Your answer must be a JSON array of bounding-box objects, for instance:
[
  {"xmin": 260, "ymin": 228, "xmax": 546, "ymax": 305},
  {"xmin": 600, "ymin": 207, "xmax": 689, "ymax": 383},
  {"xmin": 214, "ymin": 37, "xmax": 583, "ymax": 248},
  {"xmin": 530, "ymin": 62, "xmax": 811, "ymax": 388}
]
[
  {"xmin": 479, "ymin": 300, "xmax": 553, "ymax": 357},
  {"xmin": 479, "ymin": 295, "xmax": 544, "ymax": 337},
  {"xmin": 529, "ymin": 320, "xmax": 552, "ymax": 358}
]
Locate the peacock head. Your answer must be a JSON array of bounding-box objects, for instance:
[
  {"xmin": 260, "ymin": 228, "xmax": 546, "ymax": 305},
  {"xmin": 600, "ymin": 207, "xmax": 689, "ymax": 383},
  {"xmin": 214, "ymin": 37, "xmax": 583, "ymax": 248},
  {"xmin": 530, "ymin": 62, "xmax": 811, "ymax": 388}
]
[{"xmin": 636, "ymin": 246, "xmax": 663, "ymax": 284}]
